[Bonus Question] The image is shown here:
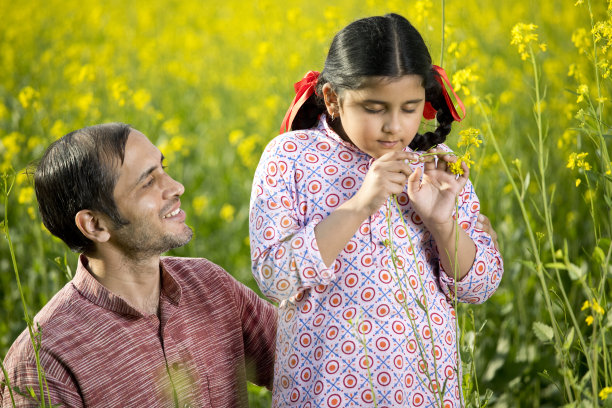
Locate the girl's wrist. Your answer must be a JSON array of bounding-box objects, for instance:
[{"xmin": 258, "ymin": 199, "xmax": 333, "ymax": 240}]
[
  {"xmin": 423, "ymin": 218, "xmax": 455, "ymax": 238},
  {"xmin": 343, "ymin": 194, "xmax": 376, "ymax": 221}
]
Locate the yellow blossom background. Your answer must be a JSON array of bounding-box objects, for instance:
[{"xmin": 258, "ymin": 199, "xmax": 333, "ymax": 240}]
[{"xmin": 1, "ymin": 0, "xmax": 612, "ymax": 405}]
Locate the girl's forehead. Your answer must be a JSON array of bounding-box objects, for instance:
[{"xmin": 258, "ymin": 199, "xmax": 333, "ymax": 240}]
[{"xmin": 342, "ymin": 75, "xmax": 425, "ymax": 99}]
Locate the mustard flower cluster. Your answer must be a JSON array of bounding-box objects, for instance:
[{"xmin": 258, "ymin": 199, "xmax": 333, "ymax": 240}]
[
  {"xmin": 510, "ymin": 23, "xmax": 547, "ymax": 61},
  {"xmin": 581, "ymin": 299, "xmax": 605, "ymax": 326},
  {"xmin": 448, "ymin": 128, "xmax": 482, "ymax": 176}
]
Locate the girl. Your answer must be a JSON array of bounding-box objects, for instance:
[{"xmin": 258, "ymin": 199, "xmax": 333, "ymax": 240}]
[{"xmin": 249, "ymin": 13, "xmax": 503, "ymax": 408}]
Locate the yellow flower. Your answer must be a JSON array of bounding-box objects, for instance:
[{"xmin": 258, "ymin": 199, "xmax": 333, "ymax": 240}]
[
  {"xmin": 18, "ymin": 86, "xmax": 41, "ymax": 110},
  {"xmin": 600, "ymin": 387, "xmax": 612, "ymax": 400},
  {"xmin": 451, "ymin": 68, "xmax": 480, "ymax": 96},
  {"xmin": 448, "ymin": 160, "xmax": 464, "ymax": 175},
  {"xmin": 581, "ymin": 300, "xmax": 590, "ymax": 311},
  {"xmin": 575, "ymin": 178, "xmax": 581, "ymax": 187},
  {"xmin": 192, "ymin": 196, "xmax": 208, "ymax": 216},
  {"xmin": 162, "ymin": 118, "xmax": 181, "ymax": 136},
  {"xmin": 111, "ymin": 79, "xmax": 129, "ymax": 107},
  {"xmin": 457, "ymin": 128, "xmax": 482, "ymax": 149},
  {"xmin": 576, "ymin": 84, "xmax": 588, "ymax": 103},
  {"xmin": 567, "ymin": 152, "xmax": 591, "ymax": 171},
  {"xmin": 17, "ymin": 186, "xmax": 34, "ymax": 205},
  {"xmin": 50, "ymin": 120, "xmax": 69, "ymax": 140},
  {"xmin": 132, "ymin": 89, "xmax": 152, "ymax": 110},
  {"xmin": 585, "ymin": 315, "xmax": 594, "ymax": 325},
  {"xmin": 228, "ymin": 130, "xmax": 244, "ymax": 146},
  {"xmin": 220, "ymin": 204, "xmax": 235, "ymax": 222},
  {"xmin": 510, "ymin": 23, "xmax": 543, "ymax": 60},
  {"xmin": 0, "ymin": 102, "xmax": 8, "ymax": 120},
  {"xmin": 592, "ymin": 300, "xmax": 605, "ymax": 315}
]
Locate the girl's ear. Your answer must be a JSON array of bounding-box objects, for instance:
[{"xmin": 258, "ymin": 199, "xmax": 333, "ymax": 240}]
[
  {"xmin": 75, "ymin": 210, "xmax": 111, "ymax": 244},
  {"xmin": 322, "ymin": 83, "xmax": 340, "ymax": 117}
]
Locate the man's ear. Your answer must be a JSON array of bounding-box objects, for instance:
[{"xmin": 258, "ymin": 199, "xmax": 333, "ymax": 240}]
[
  {"xmin": 322, "ymin": 83, "xmax": 340, "ymax": 117},
  {"xmin": 75, "ymin": 210, "xmax": 111, "ymax": 243}
]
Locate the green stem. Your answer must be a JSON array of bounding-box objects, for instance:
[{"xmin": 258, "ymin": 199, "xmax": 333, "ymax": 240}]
[
  {"xmin": 477, "ymin": 101, "xmax": 580, "ymax": 402},
  {"xmin": 440, "ymin": 0, "xmax": 445, "ymax": 67},
  {"xmin": 0, "ymin": 359, "xmax": 16, "ymax": 407},
  {"xmin": 349, "ymin": 317, "xmax": 378, "ymax": 407},
  {"xmin": 389, "ymin": 197, "xmax": 445, "ymax": 404},
  {"xmin": 2, "ymin": 174, "xmax": 50, "ymax": 408}
]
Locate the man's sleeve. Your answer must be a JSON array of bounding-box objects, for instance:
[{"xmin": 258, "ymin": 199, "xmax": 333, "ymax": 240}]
[
  {"xmin": 228, "ymin": 278, "xmax": 277, "ymax": 389},
  {"xmin": 1, "ymin": 337, "xmax": 83, "ymax": 408}
]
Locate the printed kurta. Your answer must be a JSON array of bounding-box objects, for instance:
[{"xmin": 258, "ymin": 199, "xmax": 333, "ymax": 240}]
[{"xmin": 250, "ymin": 115, "xmax": 503, "ymax": 408}]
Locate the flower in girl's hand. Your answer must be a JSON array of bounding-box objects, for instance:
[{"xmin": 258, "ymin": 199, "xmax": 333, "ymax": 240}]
[
  {"xmin": 450, "ymin": 128, "xmax": 481, "ymax": 176},
  {"xmin": 457, "ymin": 128, "xmax": 482, "ymax": 149}
]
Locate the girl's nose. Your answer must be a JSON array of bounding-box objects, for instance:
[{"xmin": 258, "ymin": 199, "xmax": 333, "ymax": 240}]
[{"xmin": 382, "ymin": 113, "xmax": 401, "ymax": 134}]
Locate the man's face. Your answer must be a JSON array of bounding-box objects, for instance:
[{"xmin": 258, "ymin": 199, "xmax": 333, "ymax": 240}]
[{"xmin": 108, "ymin": 129, "xmax": 192, "ymax": 258}]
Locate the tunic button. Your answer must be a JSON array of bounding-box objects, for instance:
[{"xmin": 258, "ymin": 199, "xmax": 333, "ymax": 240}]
[{"xmin": 172, "ymin": 362, "xmax": 180, "ymax": 370}]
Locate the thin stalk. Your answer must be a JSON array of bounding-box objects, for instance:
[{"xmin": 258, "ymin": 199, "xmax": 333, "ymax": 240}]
[
  {"xmin": 477, "ymin": 101, "xmax": 581, "ymax": 402},
  {"xmin": 587, "ymin": 0, "xmax": 612, "ymax": 236},
  {"xmin": 0, "ymin": 359, "xmax": 16, "ymax": 407},
  {"xmin": 2, "ymin": 174, "xmax": 50, "ymax": 407},
  {"xmin": 389, "ymin": 197, "xmax": 445, "ymax": 404},
  {"xmin": 349, "ymin": 317, "xmax": 378, "ymax": 407},
  {"xmin": 529, "ymin": 43, "xmax": 600, "ymax": 402},
  {"xmin": 440, "ymin": 0, "xmax": 445, "ymax": 67}
]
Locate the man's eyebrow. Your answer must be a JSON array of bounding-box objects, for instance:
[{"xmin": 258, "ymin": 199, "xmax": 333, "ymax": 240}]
[{"xmin": 134, "ymin": 153, "xmax": 165, "ymax": 187}]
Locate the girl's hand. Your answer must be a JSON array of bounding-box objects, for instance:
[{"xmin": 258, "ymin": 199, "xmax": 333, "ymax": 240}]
[
  {"xmin": 352, "ymin": 151, "xmax": 417, "ymax": 216},
  {"xmin": 407, "ymin": 148, "xmax": 469, "ymax": 228},
  {"xmin": 476, "ymin": 213, "xmax": 500, "ymax": 250}
]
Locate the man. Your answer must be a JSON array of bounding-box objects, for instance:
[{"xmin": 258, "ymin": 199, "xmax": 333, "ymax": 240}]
[{"xmin": 0, "ymin": 123, "xmax": 277, "ymax": 407}]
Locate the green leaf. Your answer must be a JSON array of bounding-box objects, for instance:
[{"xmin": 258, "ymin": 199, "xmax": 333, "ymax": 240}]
[
  {"xmin": 563, "ymin": 327, "xmax": 575, "ymax": 350},
  {"xmin": 27, "ymin": 386, "xmax": 36, "ymax": 400},
  {"xmin": 567, "ymin": 263, "xmax": 585, "ymax": 280},
  {"xmin": 414, "ymin": 296, "xmax": 426, "ymax": 312},
  {"xmin": 544, "ymin": 262, "xmax": 567, "ymax": 270},
  {"xmin": 533, "ymin": 321, "xmax": 554, "ymax": 342},
  {"xmin": 593, "ymin": 246, "xmax": 606, "ymax": 265}
]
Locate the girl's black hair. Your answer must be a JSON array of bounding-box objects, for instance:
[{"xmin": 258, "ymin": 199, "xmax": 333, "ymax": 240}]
[{"xmin": 291, "ymin": 13, "xmax": 453, "ymax": 151}]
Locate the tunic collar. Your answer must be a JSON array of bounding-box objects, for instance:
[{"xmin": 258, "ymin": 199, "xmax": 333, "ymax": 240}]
[{"xmin": 72, "ymin": 254, "xmax": 182, "ymax": 317}]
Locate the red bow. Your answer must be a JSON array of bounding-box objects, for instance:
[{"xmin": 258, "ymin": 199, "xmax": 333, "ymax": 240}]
[
  {"xmin": 280, "ymin": 71, "xmax": 320, "ymax": 134},
  {"xmin": 423, "ymin": 65, "xmax": 466, "ymax": 122}
]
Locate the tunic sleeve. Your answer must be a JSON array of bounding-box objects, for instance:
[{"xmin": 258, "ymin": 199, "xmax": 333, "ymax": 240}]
[
  {"xmin": 220, "ymin": 268, "xmax": 278, "ymax": 390},
  {"xmin": 0, "ymin": 337, "xmax": 84, "ymax": 408},
  {"xmin": 437, "ymin": 179, "xmax": 504, "ymax": 304},
  {"xmin": 249, "ymin": 137, "xmax": 335, "ymax": 303}
]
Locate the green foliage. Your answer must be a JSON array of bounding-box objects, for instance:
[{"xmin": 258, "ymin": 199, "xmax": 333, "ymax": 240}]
[{"xmin": 1, "ymin": 0, "xmax": 612, "ymax": 406}]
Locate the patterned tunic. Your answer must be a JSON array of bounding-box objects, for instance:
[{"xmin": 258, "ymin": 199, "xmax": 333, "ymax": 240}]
[{"xmin": 249, "ymin": 115, "xmax": 503, "ymax": 408}]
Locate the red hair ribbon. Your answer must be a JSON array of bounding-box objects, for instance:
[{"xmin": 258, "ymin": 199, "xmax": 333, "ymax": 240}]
[
  {"xmin": 423, "ymin": 65, "xmax": 466, "ymax": 122},
  {"xmin": 280, "ymin": 71, "xmax": 320, "ymax": 134}
]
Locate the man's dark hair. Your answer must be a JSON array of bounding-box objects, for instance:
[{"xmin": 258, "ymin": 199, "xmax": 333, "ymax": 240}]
[{"xmin": 34, "ymin": 123, "xmax": 131, "ymax": 253}]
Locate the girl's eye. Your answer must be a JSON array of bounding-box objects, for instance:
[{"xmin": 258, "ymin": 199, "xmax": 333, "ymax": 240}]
[
  {"xmin": 143, "ymin": 178, "xmax": 154, "ymax": 188},
  {"xmin": 403, "ymin": 108, "xmax": 417, "ymax": 113},
  {"xmin": 364, "ymin": 106, "xmax": 383, "ymax": 114}
]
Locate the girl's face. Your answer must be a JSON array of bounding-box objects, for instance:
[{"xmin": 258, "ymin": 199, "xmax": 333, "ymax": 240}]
[{"xmin": 325, "ymin": 75, "xmax": 426, "ymax": 158}]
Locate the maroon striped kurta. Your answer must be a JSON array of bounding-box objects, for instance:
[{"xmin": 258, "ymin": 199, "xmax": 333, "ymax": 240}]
[{"xmin": 0, "ymin": 255, "xmax": 277, "ymax": 407}]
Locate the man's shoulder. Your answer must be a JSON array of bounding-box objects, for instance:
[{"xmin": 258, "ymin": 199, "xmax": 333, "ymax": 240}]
[
  {"xmin": 32, "ymin": 281, "xmax": 82, "ymax": 332},
  {"xmin": 2, "ymin": 282, "xmax": 83, "ymax": 377},
  {"xmin": 161, "ymin": 256, "xmax": 234, "ymax": 288}
]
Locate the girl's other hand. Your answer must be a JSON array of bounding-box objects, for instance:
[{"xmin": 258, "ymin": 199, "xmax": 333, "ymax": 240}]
[
  {"xmin": 407, "ymin": 148, "xmax": 469, "ymax": 227},
  {"xmin": 353, "ymin": 150, "xmax": 417, "ymax": 216},
  {"xmin": 476, "ymin": 213, "xmax": 500, "ymax": 250}
]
